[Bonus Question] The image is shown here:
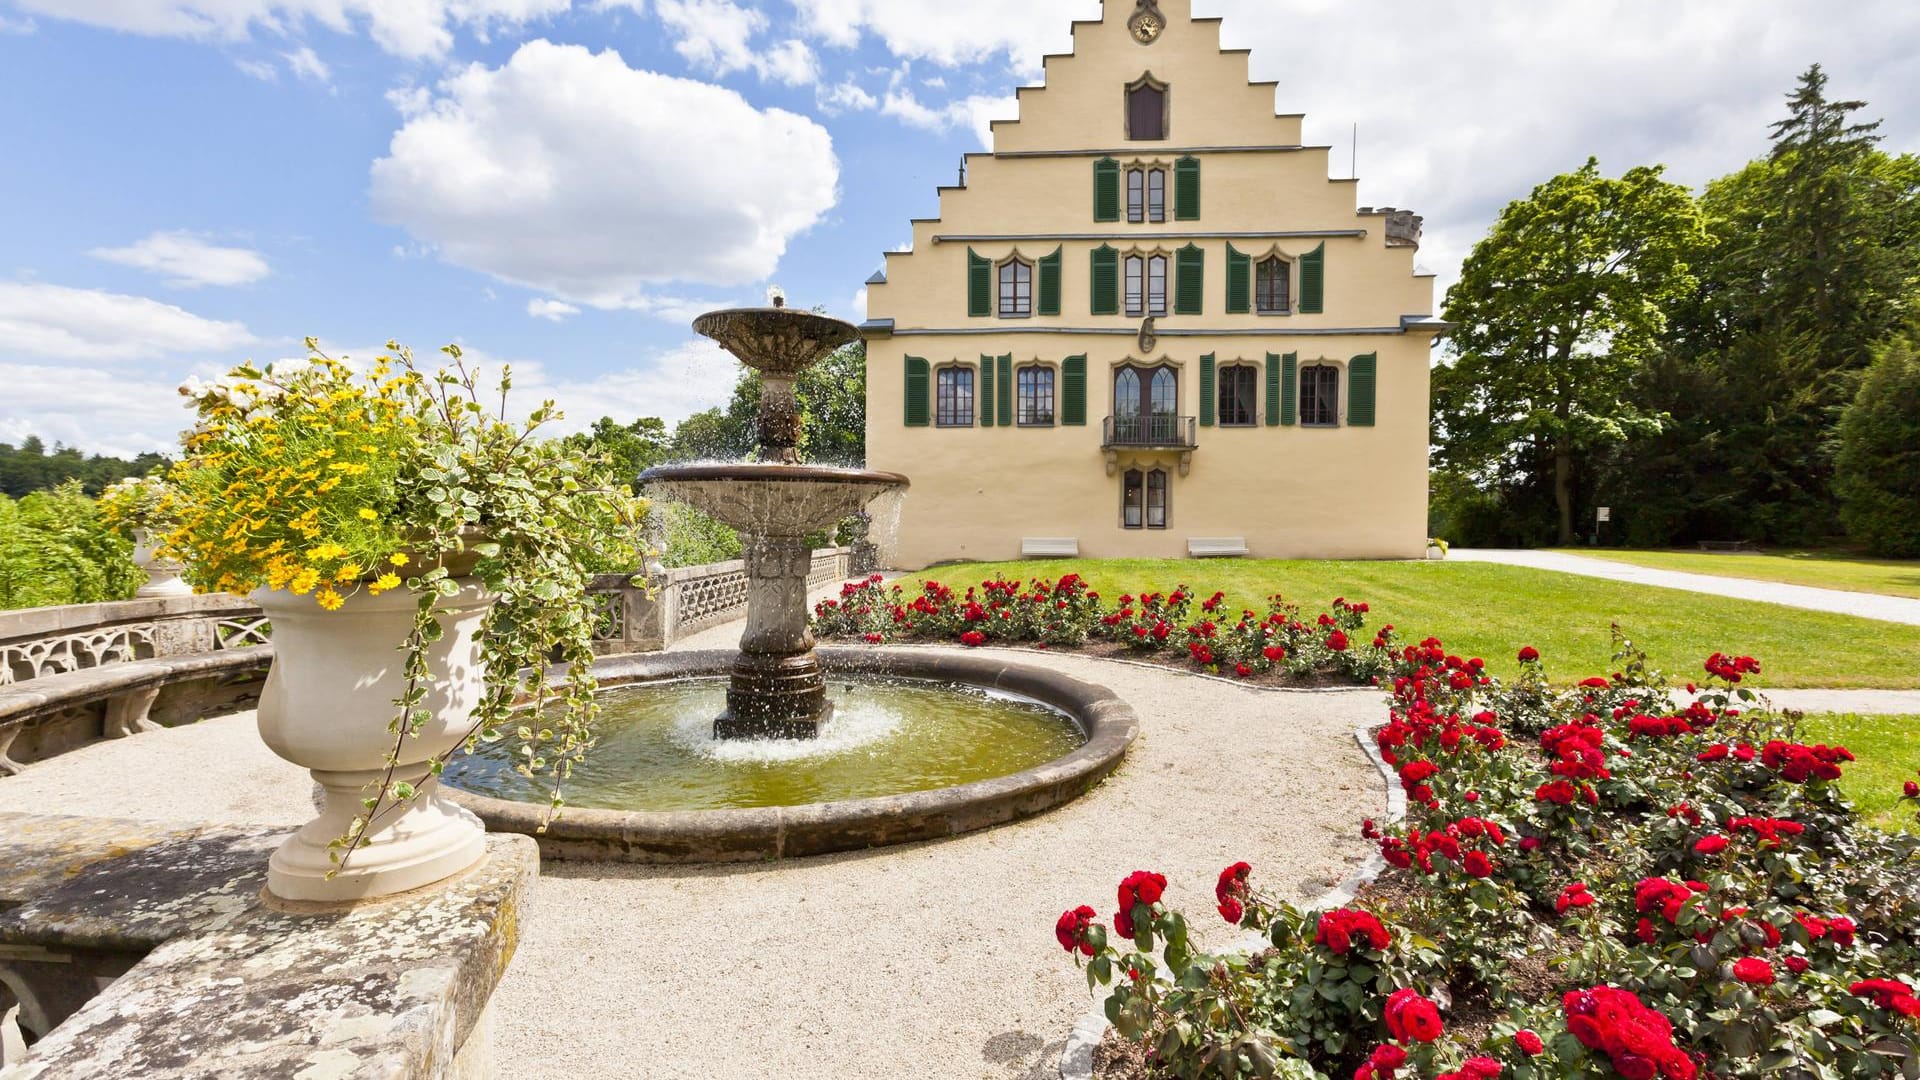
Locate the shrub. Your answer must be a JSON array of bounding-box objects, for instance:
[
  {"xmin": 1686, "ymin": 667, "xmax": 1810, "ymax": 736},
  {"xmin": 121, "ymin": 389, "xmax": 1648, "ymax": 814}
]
[
  {"xmin": 1055, "ymin": 639, "xmax": 1920, "ymax": 1079},
  {"xmin": 1835, "ymin": 334, "xmax": 1920, "ymax": 557},
  {"xmin": 0, "ymin": 482, "xmax": 142, "ymax": 610}
]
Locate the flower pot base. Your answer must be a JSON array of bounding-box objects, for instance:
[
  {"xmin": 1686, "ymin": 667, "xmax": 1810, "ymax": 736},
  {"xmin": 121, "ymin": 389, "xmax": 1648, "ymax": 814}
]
[{"xmin": 268, "ymin": 766, "xmax": 487, "ymax": 903}]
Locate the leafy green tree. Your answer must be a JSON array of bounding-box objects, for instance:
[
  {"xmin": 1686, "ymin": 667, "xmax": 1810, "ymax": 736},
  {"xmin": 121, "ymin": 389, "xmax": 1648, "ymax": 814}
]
[
  {"xmin": 1834, "ymin": 333, "xmax": 1920, "ymax": 556},
  {"xmin": 1436, "ymin": 158, "xmax": 1708, "ymax": 544},
  {"xmin": 1612, "ymin": 67, "xmax": 1920, "ymax": 544},
  {"xmin": 0, "ymin": 482, "xmax": 143, "ymax": 609},
  {"xmin": 0, "ymin": 436, "xmax": 169, "ymax": 497},
  {"xmin": 717, "ymin": 339, "xmax": 868, "ymax": 465},
  {"xmin": 565, "ymin": 416, "xmax": 670, "ymax": 484}
]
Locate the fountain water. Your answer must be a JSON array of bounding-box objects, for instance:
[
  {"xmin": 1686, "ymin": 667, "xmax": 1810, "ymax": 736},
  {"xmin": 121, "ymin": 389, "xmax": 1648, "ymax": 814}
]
[{"xmin": 640, "ymin": 300, "xmax": 908, "ymax": 739}]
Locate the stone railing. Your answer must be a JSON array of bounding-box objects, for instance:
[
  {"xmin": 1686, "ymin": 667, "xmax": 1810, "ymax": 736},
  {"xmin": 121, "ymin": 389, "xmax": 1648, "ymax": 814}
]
[
  {"xmin": 586, "ymin": 546, "xmax": 853, "ymax": 654},
  {"xmin": 0, "ymin": 594, "xmax": 268, "ymax": 688}
]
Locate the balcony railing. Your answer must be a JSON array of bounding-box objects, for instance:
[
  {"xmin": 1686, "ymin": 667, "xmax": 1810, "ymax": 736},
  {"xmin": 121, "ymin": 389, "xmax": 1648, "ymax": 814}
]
[{"xmin": 1102, "ymin": 414, "xmax": 1197, "ymax": 449}]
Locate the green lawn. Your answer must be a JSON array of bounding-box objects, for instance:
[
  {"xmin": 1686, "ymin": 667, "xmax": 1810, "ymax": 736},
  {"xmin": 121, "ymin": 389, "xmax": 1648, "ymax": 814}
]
[
  {"xmin": 1551, "ymin": 548, "xmax": 1920, "ymax": 600},
  {"xmin": 1799, "ymin": 713, "xmax": 1920, "ymax": 832},
  {"xmin": 901, "ymin": 559, "xmax": 1920, "ymax": 689}
]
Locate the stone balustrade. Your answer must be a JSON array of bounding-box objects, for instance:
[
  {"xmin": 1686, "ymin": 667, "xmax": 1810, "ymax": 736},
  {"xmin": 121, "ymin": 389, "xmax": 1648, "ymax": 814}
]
[{"xmin": 586, "ymin": 546, "xmax": 853, "ymax": 654}]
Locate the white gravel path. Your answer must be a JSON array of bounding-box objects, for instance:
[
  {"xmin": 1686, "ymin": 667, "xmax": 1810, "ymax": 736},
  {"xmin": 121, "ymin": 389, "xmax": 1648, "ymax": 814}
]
[
  {"xmin": 0, "ymin": 650, "xmax": 1388, "ymax": 1080},
  {"xmin": 1450, "ymin": 548, "xmax": 1920, "ymax": 626}
]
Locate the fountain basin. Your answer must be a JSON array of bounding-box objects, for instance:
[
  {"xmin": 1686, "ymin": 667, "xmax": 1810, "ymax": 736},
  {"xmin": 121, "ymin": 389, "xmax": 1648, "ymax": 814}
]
[
  {"xmin": 443, "ymin": 647, "xmax": 1138, "ymax": 863},
  {"xmin": 640, "ymin": 464, "xmax": 909, "ymax": 535}
]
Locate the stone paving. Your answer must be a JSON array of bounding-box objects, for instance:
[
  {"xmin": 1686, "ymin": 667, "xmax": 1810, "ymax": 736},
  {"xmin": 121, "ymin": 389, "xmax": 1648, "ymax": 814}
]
[{"xmin": 0, "ymin": 650, "xmax": 1387, "ymax": 1080}]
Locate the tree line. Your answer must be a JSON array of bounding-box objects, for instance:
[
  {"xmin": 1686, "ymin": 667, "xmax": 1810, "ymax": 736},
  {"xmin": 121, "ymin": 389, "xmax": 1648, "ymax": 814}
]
[
  {"xmin": 1434, "ymin": 65, "xmax": 1920, "ymax": 556},
  {"xmin": 0, "ymin": 436, "xmax": 169, "ymax": 498}
]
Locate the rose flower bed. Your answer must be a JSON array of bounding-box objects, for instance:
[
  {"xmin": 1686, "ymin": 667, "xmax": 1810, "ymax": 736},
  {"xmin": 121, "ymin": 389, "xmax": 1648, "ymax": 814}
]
[
  {"xmin": 812, "ymin": 573, "xmax": 1396, "ymax": 686},
  {"xmin": 1054, "ymin": 635, "xmax": 1920, "ymax": 1079}
]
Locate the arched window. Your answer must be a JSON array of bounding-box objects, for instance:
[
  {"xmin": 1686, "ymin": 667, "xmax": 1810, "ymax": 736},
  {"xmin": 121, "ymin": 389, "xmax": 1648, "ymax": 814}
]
[
  {"xmin": 1114, "ymin": 367, "xmax": 1142, "ymax": 418},
  {"xmin": 1300, "ymin": 363, "xmax": 1341, "ymax": 427},
  {"xmin": 1150, "ymin": 367, "xmax": 1177, "ymax": 415},
  {"xmin": 1017, "ymin": 365, "xmax": 1055, "ymax": 426},
  {"xmin": 1113, "ymin": 364, "xmax": 1179, "ymax": 445},
  {"xmin": 935, "ymin": 365, "xmax": 974, "ymax": 427},
  {"xmin": 1127, "ymin": 76, "xmax": 1167, "ymax": 141},
  {"xmin": 1145, "ymin": 469, "xmax": 1169, "ymax": 529},
  {"xmin": 1217, "ymin": 363, "xmax": 1258, "ymax": 426},
  {"xmin": 1124, "ymin": 255, "xmax": 1169, "ymax": 317},
  {"xmin": 1127, "ymin": 168, "xmax": 1145, "ymax": 223},
  {"xmin": 1256, "ymin": 256, "xmax": 1291, "ymax": 314},
  {"xmin": 1146, "ymin": 168, "xmax": 1166, "ymax": 222},
  {"xmin": 998, "ymin": 258, "xmax": 1032, "ymax": 317}
]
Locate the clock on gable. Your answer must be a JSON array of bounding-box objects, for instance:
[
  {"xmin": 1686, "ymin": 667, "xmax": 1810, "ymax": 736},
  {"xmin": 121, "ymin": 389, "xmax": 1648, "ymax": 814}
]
[{"xmin": 1128, "ymin": 0, "xmax": 1164, "ymax": 44}]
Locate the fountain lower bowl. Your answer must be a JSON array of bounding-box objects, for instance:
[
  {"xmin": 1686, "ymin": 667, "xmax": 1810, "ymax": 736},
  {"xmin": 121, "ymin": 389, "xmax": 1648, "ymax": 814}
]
[
  {"xmin": 443, "ymin": 647, "xmax": 1137, "ymax": 863},
  {"xmin": 639, "ymin": 464, "xmax": 908, "ymax": 535}
]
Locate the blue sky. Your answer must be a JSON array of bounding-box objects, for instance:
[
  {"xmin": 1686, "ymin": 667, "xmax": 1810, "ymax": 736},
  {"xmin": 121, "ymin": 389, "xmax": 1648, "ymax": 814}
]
[{"xmin": 3, "ymin": 0, "xmax": 1917, "ymax": 457}]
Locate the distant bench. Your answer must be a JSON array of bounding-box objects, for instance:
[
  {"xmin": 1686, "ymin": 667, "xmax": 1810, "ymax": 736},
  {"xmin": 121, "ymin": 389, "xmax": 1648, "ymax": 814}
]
[
  {"xmin": 1021, "ymin": 538, "xmax": 1080, "ymax": 558},
  {"xmin": 1696, "ymin": 541, "xmax": 1761, "ymax": 554},
  {"xmin": 0, "ymin": 646, "xmax": 272, "ymax": 775},
  {"xmin": 1188, "ymin": 537, "xmax": 1250, "ymax": 558}
]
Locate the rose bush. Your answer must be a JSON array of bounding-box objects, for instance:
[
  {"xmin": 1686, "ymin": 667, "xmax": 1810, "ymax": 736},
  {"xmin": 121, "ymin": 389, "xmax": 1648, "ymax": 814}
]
[
  {"xmin": 814, "ymin": 576, "xmax": 1396, "ymax": 686},
  {"xmin": 1055, "ymin": 637, "xmax": 1920, "ymax": 1079}
]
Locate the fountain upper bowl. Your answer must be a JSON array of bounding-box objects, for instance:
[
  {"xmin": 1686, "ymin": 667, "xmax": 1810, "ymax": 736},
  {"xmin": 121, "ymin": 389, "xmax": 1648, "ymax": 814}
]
[
  {"xmin": 693, "ymin": 307, "xmax": 861, "ymax": 379},
  {"xmin": 640, "ymin": 463, "xmax": 908, "ymax": 535}
]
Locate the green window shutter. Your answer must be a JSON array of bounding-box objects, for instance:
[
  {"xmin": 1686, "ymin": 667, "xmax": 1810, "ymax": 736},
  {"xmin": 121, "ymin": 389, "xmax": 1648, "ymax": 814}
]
[
  {"xmin": 1348, "ymin": 353, "xmax": 1378, "ymax": 427},
  {"xmin": 1062, "ymin": 355, "xmax": 1087, "ymax": 426},
  {"xmin": 904, "ymin": 356, "xmax": 930, "ymax": 427},
  {"xmin": 1264, "ymin": 353, "xmax": 1282, "ymax": 427},
  {"xmin": 1093, "ymin": 158, "xmax": 1121, "ymax": 222},
  {"xmin": 1090, "ymin": 245, "xmax": 1120, "ymax": 316},
  {"xmin": 996, "ymin": 354, "xmax": 1014, "ymax": 426},
  {"xmin": 1174, "ymin": 156, "xmax": 1201, "ymax": 221},
  {"xmin": 968, "ymin": 249, "xmax": 992, "ymax": 318},
  {"xmin": 1038, "ymin": 246, "xmax": 1062, "ymax": 316},
  {"xmin": 1198, "ymin": 354, "xmax": 1216, "ymax": 427},
  {"xmin": 1175, "ymin": 244, "xmax": 1203, "ymax": 316},
  {"xmin": 1225, "ymin": 244, "xmax": 1251, "ymax": 314},
  {"xmin": 1280, "ymin": 352, "xmax": 1298, "ymax": 426},
  {"xmin": 978, "ymin": 354, "xmax": 995, "ymax": 427},
  {"xmin": 1298, "ymin": 242, "xmax": 1325, "ymax": 314}
]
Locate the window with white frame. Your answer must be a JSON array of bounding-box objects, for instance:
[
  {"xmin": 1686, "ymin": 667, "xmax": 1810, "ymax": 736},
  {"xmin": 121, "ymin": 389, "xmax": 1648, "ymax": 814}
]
[
  {"xmin": 1300, "ymin": 363, "xmax": 1340, "ymax": 427},
  {"xmin": 936, "ymin": 366, "xmax": 974, "ymax": 427},
  {"xmin": 998, "ymin": 258, "xmax": 1032, "ymax": 317},
  {"xmin": 1017, "ymin": 365, "xmax": 1055, "ymax": 426}
]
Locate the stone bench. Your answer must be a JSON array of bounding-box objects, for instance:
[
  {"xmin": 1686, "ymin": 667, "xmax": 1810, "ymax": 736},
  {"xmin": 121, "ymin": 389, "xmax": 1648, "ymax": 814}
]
[
  {"xmin": 0, "ymin": 812, "xmax": 534, "ymax": 1077},
  {"xmin": 1187, "ymin": 537, "xmax": 1251, "ymax": 558},
  {"xmin": 1021, "ymin": 538, "xmax": 1080, "ymax": 558},
  {"xmin": 0, "ymin": 647, "xmax": 272, "ymax": 776}
]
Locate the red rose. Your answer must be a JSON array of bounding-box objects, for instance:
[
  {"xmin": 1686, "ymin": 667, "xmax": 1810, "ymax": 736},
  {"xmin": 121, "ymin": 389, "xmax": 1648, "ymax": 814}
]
[
  {"xmin": 1514, "ymin": 1029, "xmax": 1545, "ymax": 1056},
  {"xmin": 1518, "ymin": 646, "xmax": 1540, "ymax": 663},
  {"xmin": 1384, "ymin": 988, "xmax": 1444, "ymax": 1044},
  {"xmin": 1579, "ymin": 676, "xmax": 1611, "ymax": 689},
  {"xmin": 1732, "ymin": 957, "xmax": 1774, "ymax": 985},
  {"xmin": 1327, "ymin": 630, "xmax": 1350, "ymax": 651},
  {"xmin": 1905, "ymin": 780, "xmax": 1919, "ymax": 799},
  {"xmin": 1464, "ymin": 851, "xmax": 1494, "ymax": 878},
  {"xmin": 1055, "ymin": 905, "xmax": 1098, "ymax": 956},
  {"xmin": 959, "ymin": 630, "xmax": 987, "ymax": 647},
  {"xmin": 1784, "ymin": 956, "xmax": 1809, "ymax": 975},
  {"xmin": 1113, "ymin": 870, "xmax": 1167, "ymax": 939},
  {"xmin": 1693, "ymin": 835, "xmax": 1729, "ymax": 855},
  {"xmin": 1461, "ymin": 1057, "xmax": 1503, "ymax": 1079}
]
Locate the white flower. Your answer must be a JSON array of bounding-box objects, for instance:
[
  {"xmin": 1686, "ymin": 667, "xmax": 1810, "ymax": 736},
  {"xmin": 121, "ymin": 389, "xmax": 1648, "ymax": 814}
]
[{"xmin": 270, "ymin": 357, "xmax": 313, "ymax": 380}]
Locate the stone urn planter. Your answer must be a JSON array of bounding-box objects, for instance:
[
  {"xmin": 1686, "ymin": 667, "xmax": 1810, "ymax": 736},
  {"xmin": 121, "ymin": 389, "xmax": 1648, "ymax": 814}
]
[
  {"xmin": 131, "ymin": 528, "xmax": 193, "ymax": 599},
  {"xmin": 252, "ymin": 579, "xmax": 494, "ymax": 903}
]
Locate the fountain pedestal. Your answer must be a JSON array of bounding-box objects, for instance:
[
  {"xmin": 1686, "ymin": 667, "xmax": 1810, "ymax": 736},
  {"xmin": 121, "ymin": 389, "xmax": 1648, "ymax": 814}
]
[{"xmin": 717, "ymin": 534, "xmax": 834, "ymax": 739}]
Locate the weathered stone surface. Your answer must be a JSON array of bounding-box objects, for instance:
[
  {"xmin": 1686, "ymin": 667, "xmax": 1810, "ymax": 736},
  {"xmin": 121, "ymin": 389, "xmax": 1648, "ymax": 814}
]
[{"xmin": 0, "ymin": 813, "xmax": 535, "ymax": 1079}]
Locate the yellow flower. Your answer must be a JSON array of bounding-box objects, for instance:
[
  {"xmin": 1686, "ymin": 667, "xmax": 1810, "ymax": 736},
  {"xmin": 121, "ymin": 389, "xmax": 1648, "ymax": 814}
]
[
  {"xmin": 333, "ymin": 565, "xmax": 359, "ymax": 583},
  {"xmin": 315, "ymin": 588, "xmax": 345, "ymax": 611},
  {"xmin": 290, "ymin": 568, "xmax": 320, "ymax": 595},
  {"xmin": 358, "ymin": 508, "xmax": 379, "ymax": 521},
  {"xmin": 388, "ymin": 553, "xmax": 409, "ymax": 567}
]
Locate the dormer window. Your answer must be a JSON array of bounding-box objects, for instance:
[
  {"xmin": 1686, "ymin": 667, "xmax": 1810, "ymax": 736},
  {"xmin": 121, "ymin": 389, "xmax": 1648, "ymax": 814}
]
[{"xmin": 1126, "ymin": 76, "xmax": 1167, "ymax": 141}]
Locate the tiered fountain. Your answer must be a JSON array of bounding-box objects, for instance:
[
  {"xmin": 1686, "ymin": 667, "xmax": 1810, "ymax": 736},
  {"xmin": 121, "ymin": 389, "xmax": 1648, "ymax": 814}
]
[
  {"xmin": 442, "ymin": 297, "xmax": 1137, "ymax": 863},
  {"xmin": 639, "ymin": 298, "xmax": 909, "ymax": 739}
]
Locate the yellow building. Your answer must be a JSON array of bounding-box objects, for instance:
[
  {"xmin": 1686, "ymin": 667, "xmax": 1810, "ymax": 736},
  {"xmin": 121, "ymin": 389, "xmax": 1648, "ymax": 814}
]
[{"xmin": 861, "ymin": 0, "xmax": 1444, "ymax": 569}]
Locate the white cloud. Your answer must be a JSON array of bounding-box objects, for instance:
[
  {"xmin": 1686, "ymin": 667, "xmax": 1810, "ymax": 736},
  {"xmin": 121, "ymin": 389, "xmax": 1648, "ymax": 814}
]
[
  {"xmin": 445, "ymin": 338, "xmax": 740, "ymax": 434},
  {"xmin": 283, "ymin": 45, "xmax": 331, "ymax": 85},
  {"xmin": 369, "ymin": 40, "xmax": 839, "ymax": 312},
  {"xmin": 90, "ymin": 231, "xmax": 272, "ymax": 288},
  {"xmin": 10, "ymin": 0, "xmax": 570, "ymax": 59},
  {"xmin": 849, "ymin": 286, "xmax": 867, "ymax": 324},
  {"xmin": 654, "ymin": 0, "xmax": 761, "ymax": 74},
  {"xmin": 0, "ymin": 361, "xmax": 202, "ymax": 458},
  {"xmin": 234, "ymin": 57, "xmax": 277, "ymax": 81},
  {"xmin": 0, "ymin": 282, "xmax": 260, "ymax": 361},
  {"xmin": 0, "ymin": 13, "xmax": 34, "ymax": 33},
  {"xmin": 817, "ymin": 78, "xmax": 877, "ymax": 115},
  {"xmin": 881, "ymin": 89, "xmax": 1016, "ymax": 148},
  {"xmin": 792, "ymin": 0, "xmax": 1093, "ymax": 76},
  {"xmin": 756, "ymin": 38, "xmax": 818, "ymax": 87},
  {"xmin": 527, "ymin": 298, "xmax": 581, "ymax": 321}
]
